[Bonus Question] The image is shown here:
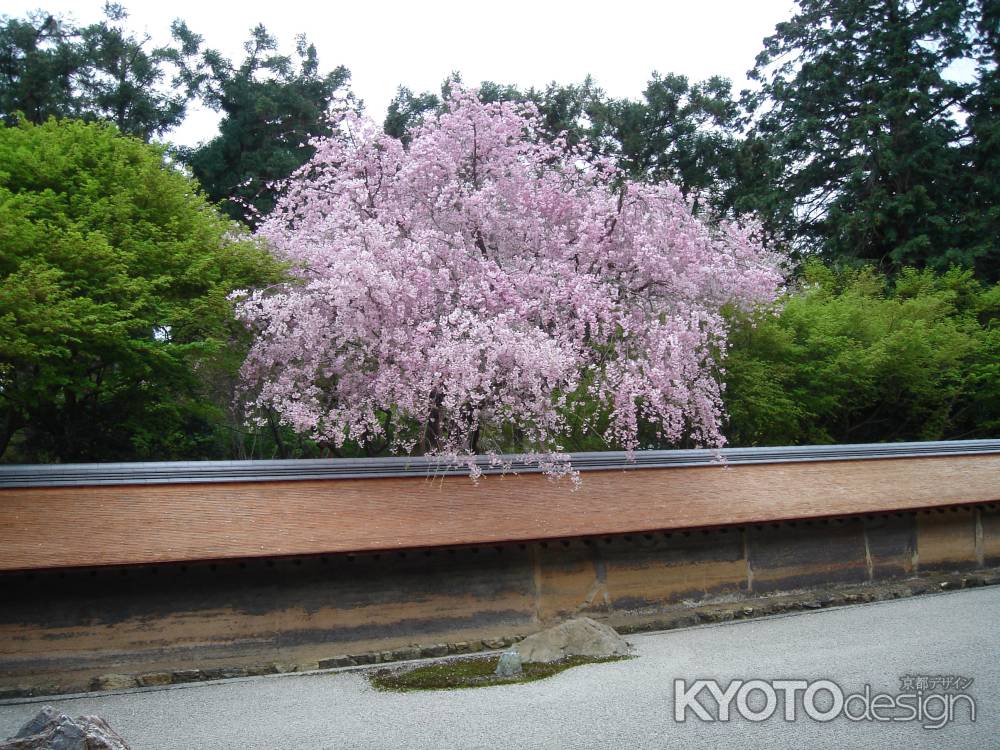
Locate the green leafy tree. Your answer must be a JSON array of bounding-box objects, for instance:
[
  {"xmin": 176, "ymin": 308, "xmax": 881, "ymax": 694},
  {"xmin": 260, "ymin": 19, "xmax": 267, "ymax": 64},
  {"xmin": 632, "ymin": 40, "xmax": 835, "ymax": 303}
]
[
  {"xmin": 745, "ymin": 0, "xmax": 976, "ymax": 271},
  {"xmin": 0, "ymin": 118, "xmax": 282, "ymax": 461},
  {"xmin": 723, "ymin": 263, "xmax": 1000, "ymax": 446},
  {"xmin": 176, "ymin": 23, "xmax": 352, "ymax": 226}
]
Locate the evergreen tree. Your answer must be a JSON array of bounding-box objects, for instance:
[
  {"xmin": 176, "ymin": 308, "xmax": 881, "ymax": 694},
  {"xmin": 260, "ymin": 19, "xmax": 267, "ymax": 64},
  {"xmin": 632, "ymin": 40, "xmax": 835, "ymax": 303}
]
[
  {"xmin": 0, "ymin": 3, "xmax": 191, "ymax": 140},
  {"xmin": 0, "ymin": 12, "xmax": 79, "ymax": 126},
  {"xmin": 962, "ymin": 0, "xmax": 999, "ymax": 280},
  {"xmin": 177, "ymin": 24, "xmax": 353, "ymax": 227},
  {"xmin": 384, "ymin": 86, "xmax": 439, "ymax": 143},
  {"xmin": 75, "ymin": 3, "xmax": 188, "ymax": 140},
  {"xmin": 589, "ymin": 73, "xmax": 744, "ymax": 215},
  {"xmin": 388, "ymin": 76, "xmax": 607, "ymax": 156},
  {"xmin": 746, "ymin": 0, "xmax": 975, "ymax": 271}
]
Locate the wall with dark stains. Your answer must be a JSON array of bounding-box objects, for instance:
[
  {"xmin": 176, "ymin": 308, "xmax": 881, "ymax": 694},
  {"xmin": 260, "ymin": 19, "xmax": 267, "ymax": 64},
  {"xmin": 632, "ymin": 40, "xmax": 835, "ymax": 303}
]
[
  {"xmin": 4, "ymin": 454, "xmax": 999, "ymax": 572},
  {"xmin": 0, "ymin": 505, "xmax": 996, "ymax": 693}
]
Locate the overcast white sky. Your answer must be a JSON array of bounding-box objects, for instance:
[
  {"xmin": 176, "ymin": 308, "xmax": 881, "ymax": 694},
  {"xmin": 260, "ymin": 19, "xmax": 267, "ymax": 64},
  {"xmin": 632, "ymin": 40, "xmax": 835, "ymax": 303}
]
[{"xmin": 5, "ymin": 0, "xmax": 799, "ymax": 146}]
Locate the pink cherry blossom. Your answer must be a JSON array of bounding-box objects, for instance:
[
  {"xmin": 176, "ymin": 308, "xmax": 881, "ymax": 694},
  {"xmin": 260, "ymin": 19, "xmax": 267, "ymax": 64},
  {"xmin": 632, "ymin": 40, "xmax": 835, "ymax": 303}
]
[{"xmin": 234, "ymin": 86, "xmax": 783, "ymax": 475}]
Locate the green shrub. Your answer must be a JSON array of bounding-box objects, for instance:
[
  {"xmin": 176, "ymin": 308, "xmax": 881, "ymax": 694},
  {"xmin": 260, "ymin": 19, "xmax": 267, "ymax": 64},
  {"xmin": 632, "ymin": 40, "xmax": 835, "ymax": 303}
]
[{"xmin": 723, "ymin": 262, "xmax": 1000, "ymax": 446}]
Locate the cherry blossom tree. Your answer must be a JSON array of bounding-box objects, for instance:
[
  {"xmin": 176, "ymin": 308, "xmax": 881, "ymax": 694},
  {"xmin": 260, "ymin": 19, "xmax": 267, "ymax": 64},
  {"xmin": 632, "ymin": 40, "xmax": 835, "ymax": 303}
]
[{"xmin": 233, "ymin": 87, "xmax": 783, "ymax": 474}]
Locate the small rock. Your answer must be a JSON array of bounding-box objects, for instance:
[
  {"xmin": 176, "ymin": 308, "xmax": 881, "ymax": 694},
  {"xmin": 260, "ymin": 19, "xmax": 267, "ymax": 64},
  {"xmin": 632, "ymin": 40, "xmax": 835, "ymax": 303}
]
[
  {"xmin": 495, "ymin": 651, "xmax": 523, "ymax": 678},
  {"xmin": 742, "ymin": 607, "xmax": 755, "ymax": 616},
  {"xmin": 199, "ymin": 668, "xmax": 241, "ymax": 681},
  {"xmin": 393, "ymin": 647, "xmax": 421, "ymax": 661},
  {"xmin": 136, "ymin": 672, "xmax": 171, "ymax": 687},
  {"xmin": 667, "ymin": 614, "xmax": 700, "ymax": 629},
  {"xmin": 89, "ymin": 674, "xmax": 135, "ymax": 692},
  {"xmin": 482, "ymin": 639, "xmax": 506, "ymax": 650},
  {"xmin": 701, "ymin": 609, "xmax": 735, "ymax": 622},
  {"xmin": 245, "ymin": 664, "xmax": 279, "ymax": 677},
  {"xmin": 317, "ymin": 655, "xmax": 356, "ymax": 669},
  {"xmin": 940, "ymin": 581, "xmax": 952, "ymax": 590},
  {"xmin": 514, "ymin": 617, "xmax": 630, "ymax": 664},
  {"xmin": 170, "ymin": 670, "xmax": 202, "ymax": 684},
  {"xmin": 420, "ymin": 644, "xmax": 449, "ymax": 658},
  {"xmin": 2, "ymin": 706, "xmax": 130, "ymax": 749}
]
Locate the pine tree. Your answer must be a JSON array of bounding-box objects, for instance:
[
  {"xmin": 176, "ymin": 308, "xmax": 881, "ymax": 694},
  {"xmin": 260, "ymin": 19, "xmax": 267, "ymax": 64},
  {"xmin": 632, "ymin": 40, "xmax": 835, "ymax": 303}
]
[{"xmin": 177, "ymin": 24, "xmax": 352, "ymax": 226}]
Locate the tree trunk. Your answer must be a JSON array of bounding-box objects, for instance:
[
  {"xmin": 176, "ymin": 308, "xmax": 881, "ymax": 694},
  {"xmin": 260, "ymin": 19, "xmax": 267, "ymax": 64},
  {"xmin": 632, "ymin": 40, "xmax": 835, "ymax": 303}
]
[{"xmin": 421, "ymin": 391, "xmax": 445, "ymax": 453}]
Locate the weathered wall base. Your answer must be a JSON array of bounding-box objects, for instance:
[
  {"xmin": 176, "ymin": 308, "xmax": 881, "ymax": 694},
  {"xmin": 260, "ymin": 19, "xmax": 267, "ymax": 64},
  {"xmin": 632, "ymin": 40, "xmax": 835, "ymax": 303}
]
[{"xmin": 2, "ymin": 504, "xmax": 997, "ymax": 695}]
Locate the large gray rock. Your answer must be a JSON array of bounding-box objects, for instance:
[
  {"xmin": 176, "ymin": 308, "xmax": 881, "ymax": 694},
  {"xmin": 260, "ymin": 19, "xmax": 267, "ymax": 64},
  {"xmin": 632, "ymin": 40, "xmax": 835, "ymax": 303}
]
[
  {"xmin": 1, "ymin": 706, "xmax": 129, "ymax": 750},
  {"xmin": 514, "ymin": 617, "xmax": 630, "ymax": 664},
  {"xmin": 494, "ymin": 650, "xmax": 523, "ymax": 677}
]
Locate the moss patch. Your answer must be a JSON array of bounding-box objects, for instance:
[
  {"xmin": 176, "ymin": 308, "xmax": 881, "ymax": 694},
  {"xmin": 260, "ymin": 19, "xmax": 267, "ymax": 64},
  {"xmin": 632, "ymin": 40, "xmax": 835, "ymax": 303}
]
[{"xmin": 369, "ymin": 654, "xmax": 632, "ymax": 692}]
